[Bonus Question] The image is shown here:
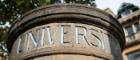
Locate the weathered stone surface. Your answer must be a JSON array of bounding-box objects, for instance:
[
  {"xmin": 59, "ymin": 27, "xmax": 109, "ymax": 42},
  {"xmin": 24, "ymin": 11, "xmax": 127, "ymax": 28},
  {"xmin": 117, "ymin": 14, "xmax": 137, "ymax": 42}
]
[{"xmin": 7, "ymin": 4, "xmax": 125, "ymax": 60}]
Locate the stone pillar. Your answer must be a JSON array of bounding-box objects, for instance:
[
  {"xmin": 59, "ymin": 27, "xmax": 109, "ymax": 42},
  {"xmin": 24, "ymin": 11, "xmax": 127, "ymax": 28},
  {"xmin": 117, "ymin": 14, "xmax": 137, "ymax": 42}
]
[{"xmin": 7, "ymin": 4, "xmax": 125, "ymax": 60}]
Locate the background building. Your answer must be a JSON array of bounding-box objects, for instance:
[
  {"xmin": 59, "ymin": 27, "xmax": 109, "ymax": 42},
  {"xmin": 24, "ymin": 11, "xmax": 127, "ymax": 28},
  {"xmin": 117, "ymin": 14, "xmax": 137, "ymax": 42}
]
[
  {"xmin": 118, "ymin": 3, "xmax": 140, "ymax": 60},
  {"xmin": 105, "ymin": 2, "xmax": 140, "ymax": 60}
]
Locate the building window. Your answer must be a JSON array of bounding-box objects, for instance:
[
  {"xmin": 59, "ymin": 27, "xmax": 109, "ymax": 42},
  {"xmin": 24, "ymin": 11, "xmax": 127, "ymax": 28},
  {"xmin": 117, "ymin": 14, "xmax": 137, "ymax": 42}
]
[
  {"xmin": 125, "ymin": 26, "xmax": 134, "ymax": 35},
  {"xmin": 134, "ymin": 22, "xmax": 140, "ymax": 32},
  {"xmin": 127, "ymin": 51, "xmax": 140, "ymax": 60},
  {"xmin": 121, "ymin": 10, "xmax": 132, "ymax": 17}
]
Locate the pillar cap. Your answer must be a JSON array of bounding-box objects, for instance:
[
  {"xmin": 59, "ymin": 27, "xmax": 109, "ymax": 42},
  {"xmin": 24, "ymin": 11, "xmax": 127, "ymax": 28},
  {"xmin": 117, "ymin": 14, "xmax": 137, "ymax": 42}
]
[{"xmin": 7, "ymin": 4, "xmax": 125, "ymax": 52}]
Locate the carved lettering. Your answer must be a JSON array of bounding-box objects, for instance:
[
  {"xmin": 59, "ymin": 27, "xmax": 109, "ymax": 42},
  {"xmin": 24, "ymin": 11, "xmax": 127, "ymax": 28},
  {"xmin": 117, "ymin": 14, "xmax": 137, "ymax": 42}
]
[
  {"xmin": 17, "ymin": 37, "xmax": 22, "ymax": 54},
  {"xmin": 61, "ymin": 25, "xmax": 71, "ymax": 44},
  {"xmin": 46, "ymin": 27, "xmax": 54, "ymax": 45},
  {"xmin": 28, "ymin": 32, "xmax": 38, "ymax": 47},
  {"xmin": 75, "ymin": 26, "xmax": 90, "ymax": 47},
  {"xmin": 89, "ymin": 29, "xmax": 102, "ymax": 48},
  {"xmin": 40, "ymin": 28, "xmax": 45, "ymax": 47},
  {"xmin": 16, "ymin": 23, "xmax": 106, "ymax": 53}
]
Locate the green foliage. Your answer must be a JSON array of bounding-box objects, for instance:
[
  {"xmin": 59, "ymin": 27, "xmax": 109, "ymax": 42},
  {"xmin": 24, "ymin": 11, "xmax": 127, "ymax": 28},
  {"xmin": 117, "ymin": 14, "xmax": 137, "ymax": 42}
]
[
  {"xmin": 65, "ymin": 0, "xmax": 96, "ymax": 6},
  {"xmin": 0, "ymin": 28, "xmax": 7, "ymax": 42},
  {"xmin": 0, "ymin": 0, "xmax": 96, "ymax": 25}
]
